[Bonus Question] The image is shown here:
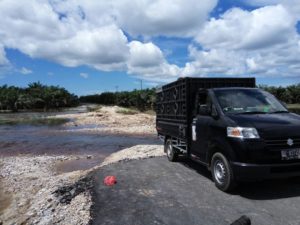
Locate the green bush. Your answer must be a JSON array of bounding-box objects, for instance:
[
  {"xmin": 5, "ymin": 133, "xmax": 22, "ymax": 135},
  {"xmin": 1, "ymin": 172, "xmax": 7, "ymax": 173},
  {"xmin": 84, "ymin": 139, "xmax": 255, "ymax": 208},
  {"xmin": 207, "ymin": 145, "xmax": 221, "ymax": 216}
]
[
  {"xmin": 116, "ymin": 108, "xmax": 138, "ymax": 115},
  {"xmin": 80, "ymin": 88, "xmax": 156, "ymax": 111}
]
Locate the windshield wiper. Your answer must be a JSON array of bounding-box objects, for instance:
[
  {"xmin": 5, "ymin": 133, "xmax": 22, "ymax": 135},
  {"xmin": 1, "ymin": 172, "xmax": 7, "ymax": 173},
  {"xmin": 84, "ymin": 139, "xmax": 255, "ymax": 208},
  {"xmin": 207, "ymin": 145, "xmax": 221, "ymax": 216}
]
[
  {"xmin": 270, "ymin": 110, "xmax": 289, "ymax": 114},
  {"xmin": 236, "ymin": 111, "xmax": 268, "ymax": 115}
]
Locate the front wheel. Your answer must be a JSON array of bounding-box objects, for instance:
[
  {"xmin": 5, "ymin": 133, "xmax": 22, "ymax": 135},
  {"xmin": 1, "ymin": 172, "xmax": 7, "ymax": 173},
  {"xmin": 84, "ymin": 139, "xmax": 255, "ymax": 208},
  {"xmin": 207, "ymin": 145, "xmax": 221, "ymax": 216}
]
[
  {"xmin": 165, "ymin": 139, "xmax": 178, "ymax": 162},
  {"xmin": 211, "ymin": 152, "xmax": 236, "ymax": 192}
]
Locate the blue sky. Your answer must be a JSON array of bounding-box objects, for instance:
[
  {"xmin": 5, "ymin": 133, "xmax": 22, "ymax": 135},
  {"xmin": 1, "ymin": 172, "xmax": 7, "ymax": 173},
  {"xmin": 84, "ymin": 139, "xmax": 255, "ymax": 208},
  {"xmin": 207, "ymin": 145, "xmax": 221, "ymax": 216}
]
[{"xmin": 0, "ymin": 0, "xmax": 299, "ymax": 96}]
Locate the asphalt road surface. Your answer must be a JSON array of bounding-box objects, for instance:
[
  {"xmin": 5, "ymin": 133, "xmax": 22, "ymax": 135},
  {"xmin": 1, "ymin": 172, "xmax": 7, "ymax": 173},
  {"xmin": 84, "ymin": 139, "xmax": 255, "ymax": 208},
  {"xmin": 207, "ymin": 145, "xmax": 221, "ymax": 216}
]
[{"xmin": 91, "ymin": 156, "xmax": 300, "ymax": 225}]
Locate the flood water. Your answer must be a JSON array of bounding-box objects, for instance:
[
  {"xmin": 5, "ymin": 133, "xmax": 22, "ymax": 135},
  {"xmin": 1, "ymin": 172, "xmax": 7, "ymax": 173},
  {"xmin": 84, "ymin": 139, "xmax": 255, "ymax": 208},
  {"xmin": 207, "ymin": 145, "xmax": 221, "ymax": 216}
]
[{"xmin": 0, "ymin": 105, "xmax": 159, "ymax": 172}]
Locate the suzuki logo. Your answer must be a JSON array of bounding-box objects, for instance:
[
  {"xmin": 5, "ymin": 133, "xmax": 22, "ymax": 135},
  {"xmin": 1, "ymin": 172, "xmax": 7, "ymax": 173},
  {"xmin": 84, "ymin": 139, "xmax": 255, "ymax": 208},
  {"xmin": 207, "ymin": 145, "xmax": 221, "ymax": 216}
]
[{"xmin": 287, "ymin": 138, "xmax": 294, "ymax": 146}]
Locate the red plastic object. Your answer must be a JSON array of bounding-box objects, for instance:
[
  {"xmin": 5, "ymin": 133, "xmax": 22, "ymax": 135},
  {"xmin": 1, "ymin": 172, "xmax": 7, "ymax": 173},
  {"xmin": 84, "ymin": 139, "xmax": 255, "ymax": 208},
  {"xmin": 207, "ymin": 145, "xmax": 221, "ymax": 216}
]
[{"xmin": 104, "ymin": 176, "xmax": 117, "ymax": 186}]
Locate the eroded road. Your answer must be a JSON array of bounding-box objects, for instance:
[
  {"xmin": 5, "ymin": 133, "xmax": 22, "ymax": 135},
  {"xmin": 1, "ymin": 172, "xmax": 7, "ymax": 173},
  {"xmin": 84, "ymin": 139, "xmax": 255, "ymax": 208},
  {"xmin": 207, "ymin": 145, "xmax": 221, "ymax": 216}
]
[{"xmin": 91, "ymin": 156, "xmax": 300, "ymax": 225}]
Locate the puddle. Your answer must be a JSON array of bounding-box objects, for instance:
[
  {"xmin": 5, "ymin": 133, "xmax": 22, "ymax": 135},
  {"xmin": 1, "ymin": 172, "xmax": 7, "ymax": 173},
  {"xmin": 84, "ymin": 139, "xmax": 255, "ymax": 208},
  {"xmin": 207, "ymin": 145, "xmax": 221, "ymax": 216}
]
[
  {"xmin": 0, "ymin": 105, "xmax": 159, "ymax": 165},
  {"xmin": 55, "ymin": 156, "xmax": 105, "ymax": 174}
]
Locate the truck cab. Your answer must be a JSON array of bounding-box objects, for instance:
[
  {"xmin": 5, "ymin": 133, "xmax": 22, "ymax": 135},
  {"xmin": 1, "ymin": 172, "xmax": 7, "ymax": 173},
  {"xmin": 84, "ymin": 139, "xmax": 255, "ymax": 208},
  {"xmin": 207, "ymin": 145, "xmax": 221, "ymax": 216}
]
[{"xmin": 157, "ymin": 78, "xmax": 300, "ymax": 192}]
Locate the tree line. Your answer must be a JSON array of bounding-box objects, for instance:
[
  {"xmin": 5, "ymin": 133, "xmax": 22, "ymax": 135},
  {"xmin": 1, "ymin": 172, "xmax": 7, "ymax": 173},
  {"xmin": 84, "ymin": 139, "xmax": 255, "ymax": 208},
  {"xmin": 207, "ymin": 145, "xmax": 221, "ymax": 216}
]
[
  {"xmin": 1, "ymin": 82, "xmax": 298, "ymax": 113},
  {"xmin": 80, "ymin": 83, "xmax": 300, "ymax": 112},
  {"xmin": 258, "ymin": 83, "xmax": 300, "ymax": 104},
  {"xmin": 0, "ymin": 82, "xmax": 79, "ymax": 112},
  {"xmin": 80, "ymin": 88, "xmax": 156, "ymax": 111}
]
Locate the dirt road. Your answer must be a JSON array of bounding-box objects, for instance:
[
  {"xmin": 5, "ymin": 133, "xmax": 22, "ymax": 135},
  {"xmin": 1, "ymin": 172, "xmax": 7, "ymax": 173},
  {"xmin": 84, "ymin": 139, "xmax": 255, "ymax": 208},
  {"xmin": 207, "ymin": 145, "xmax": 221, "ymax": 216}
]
[{"xmin": 91, "ymin": 157, "xmax": 300, "ymax": 225}]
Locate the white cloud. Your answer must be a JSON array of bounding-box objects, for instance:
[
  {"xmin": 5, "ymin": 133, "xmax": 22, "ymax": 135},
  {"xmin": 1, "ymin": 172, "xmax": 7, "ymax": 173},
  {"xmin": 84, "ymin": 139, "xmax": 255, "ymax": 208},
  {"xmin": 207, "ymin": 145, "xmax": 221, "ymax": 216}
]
[
  {"xmin": 127, "ymin": 41, "xmax": 180, "ymax": 81},
  {"xmin": 1, "ymin": 0, "xmax": 204, "ymax": 80},
  {"xmin": 183, "ymin": 5, "xmax": 300, "ymax": 78},
  {"xmin": 0, "ymin": 45, "xmax": 9, "ymax": 66},
  {"xmin": 20, "ymin": 67, "xmax": 32, "ymax": 75},
  {"xmin": 196, "ymin": 5, "xmax": 296, "ymax": 50},
  {"xmin": 0, "ymin": 0, "xmax": 299, "ymax": 82},
  {"xmin": 0, "ymin": 1, "xmax": 128, "ymax": 71},
  {"xmin": 80, "ymin": 73, "xmax": 89, "ymax": 79},
  {"xmin": 128, "ymin": 41, "xmax": 164, "ymax": 68},
  {"xmin": 243, "ymin": 0, "xmax": 300, "ymax": 21},
  {"xmin": 243, "ymin": 0, "xmax": 281, "ymax": 6},
  {"xmin": 113, "ymin": 0, "xmax": 217, "ymax": 37}
]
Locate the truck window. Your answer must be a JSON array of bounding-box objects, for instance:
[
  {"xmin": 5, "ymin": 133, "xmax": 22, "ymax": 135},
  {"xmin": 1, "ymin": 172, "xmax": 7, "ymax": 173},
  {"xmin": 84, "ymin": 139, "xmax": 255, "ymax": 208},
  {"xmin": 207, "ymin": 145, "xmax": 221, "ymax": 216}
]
[
  {"xmin": 214, "ymin": 89, "xmax": 287, "ymax": 114},
  {"xmin": 196, "ymin": 91, "xmax": 212, "ymax": 115}
]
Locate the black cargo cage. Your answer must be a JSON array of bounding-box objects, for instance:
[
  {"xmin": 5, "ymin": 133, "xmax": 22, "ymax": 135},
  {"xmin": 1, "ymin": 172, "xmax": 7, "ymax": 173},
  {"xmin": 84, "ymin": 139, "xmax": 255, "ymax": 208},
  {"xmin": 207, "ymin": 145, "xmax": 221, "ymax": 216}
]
[{"xmin": 156, "ymin": 77, "xmax": 256, "ymax": 140}]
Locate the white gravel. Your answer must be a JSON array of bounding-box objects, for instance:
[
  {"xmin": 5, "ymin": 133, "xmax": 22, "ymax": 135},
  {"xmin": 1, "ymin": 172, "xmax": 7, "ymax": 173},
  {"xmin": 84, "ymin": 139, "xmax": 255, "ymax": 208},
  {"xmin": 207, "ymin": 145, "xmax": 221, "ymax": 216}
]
[
  {"xmin": 0, "ymin": 156, "xmax": 91, "ymax": 225},
  {"xmin": 0, "ymin": 145, "xmax": 164, "ymax": 225},
  {"xmin": 51, "ymin": 105, "xmax": 156, "ymax": 135}
]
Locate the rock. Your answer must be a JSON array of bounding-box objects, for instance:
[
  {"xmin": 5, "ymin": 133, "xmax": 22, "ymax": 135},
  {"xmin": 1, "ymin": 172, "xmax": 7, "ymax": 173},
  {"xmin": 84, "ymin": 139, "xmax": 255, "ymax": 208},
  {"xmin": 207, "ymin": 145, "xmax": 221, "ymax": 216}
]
[{"xmin": 70, "ymin": 189, "xmax": 75, "ymax": 196}]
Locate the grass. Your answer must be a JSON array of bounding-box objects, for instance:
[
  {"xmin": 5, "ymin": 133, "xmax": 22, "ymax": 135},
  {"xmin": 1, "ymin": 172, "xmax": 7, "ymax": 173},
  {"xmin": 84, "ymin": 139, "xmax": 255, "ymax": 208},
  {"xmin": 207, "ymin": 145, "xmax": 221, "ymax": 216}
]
[
  {"xmin": 87, "ymin": 105, "xmax": 102, "ymax": 112},
  {"xmin": 287, "ymin": 104, "xmax": 300, "ymax": 114},
  {"xmin": 287, "ymin": 104, "xmax": 300, "ymax": 109},
  {"xmin": 0, "ymin": 117, "xmax": 69, "ymax": 126},
  {"xmin": 116, "ymin": 108, "xmax": 139, "ymax": 115},
  {"xmin": 143, "ymin": 110, "xmax": 156, "ymax": 115}
]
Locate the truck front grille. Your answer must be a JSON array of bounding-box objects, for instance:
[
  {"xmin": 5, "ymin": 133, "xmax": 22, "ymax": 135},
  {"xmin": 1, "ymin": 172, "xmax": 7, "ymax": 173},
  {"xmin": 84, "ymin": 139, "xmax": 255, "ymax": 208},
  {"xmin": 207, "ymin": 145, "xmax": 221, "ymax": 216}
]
[{"xmin": 264, "ymin": 137, "xmax": 300, "ymax": 150}]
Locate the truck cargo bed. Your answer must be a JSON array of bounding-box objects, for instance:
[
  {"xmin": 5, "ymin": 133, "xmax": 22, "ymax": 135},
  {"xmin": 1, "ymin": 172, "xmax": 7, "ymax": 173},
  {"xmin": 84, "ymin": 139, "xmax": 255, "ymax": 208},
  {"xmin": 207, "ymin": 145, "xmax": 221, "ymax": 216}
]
[{"xmin": 156, "ymin": 77, "xmax": 256, "ymax": 141}]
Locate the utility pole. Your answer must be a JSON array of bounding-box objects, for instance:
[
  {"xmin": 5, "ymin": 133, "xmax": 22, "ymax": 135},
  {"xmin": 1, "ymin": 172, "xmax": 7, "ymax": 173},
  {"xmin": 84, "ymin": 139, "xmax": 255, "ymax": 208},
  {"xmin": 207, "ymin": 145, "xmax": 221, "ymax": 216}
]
[
  {"xmin": 140, "ymin": 79, "xmax": 143, "ymax": 91},
  {"xmin": 115, "ymin": 85, "xmax": 119, "ymax": 93}
]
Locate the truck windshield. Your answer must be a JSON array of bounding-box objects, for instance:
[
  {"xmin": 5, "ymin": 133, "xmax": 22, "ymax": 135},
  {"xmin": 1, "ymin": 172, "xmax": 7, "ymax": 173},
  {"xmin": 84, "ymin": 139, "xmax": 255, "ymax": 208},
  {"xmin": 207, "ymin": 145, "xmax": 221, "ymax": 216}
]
[{"xmin": 214, "ymin": 89, "xmax": 288, "ymax": 114}]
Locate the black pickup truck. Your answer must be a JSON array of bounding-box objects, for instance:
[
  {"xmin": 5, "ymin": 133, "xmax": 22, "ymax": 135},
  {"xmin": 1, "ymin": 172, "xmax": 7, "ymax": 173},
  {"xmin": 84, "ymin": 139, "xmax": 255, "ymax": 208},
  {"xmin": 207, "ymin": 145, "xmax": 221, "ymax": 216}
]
[{"xmin": 156, "ymin": 77, "xmax": 300, "ymax": 192}]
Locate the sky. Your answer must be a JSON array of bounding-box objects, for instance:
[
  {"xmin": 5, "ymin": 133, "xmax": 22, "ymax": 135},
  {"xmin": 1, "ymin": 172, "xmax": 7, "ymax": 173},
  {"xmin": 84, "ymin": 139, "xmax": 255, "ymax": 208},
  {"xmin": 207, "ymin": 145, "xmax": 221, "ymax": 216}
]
[{"xmin": 0, "ymin": 0, "xmax": 299, "ymax": 96}]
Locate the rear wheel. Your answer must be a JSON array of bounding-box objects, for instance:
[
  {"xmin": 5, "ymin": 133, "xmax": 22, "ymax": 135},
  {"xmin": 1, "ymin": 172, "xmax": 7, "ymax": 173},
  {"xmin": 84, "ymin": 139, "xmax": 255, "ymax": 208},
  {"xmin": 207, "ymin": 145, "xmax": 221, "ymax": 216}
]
[
  {"xmin": 165, "ymin": 139, "xmax": 178, "ymax": 162},
  {"xmin": 211, "ymin": 152, "xmax": 236, "ymax": 192}
]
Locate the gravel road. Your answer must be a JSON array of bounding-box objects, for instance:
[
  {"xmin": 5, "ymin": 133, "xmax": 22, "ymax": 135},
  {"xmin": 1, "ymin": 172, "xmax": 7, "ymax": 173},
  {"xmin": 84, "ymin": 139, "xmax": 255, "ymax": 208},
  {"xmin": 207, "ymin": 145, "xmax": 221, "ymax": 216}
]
[{"xmin": 91, "ymin": 156, "xmax": 300, "ymax": 225}]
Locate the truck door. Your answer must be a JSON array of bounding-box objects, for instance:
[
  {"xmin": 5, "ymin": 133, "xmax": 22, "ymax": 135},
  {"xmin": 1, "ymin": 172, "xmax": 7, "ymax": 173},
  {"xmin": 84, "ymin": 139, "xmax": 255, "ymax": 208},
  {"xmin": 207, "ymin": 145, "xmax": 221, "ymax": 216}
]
[{"xmin": 190, "ymin": 90, "xmax": 214, "ymax": 162}]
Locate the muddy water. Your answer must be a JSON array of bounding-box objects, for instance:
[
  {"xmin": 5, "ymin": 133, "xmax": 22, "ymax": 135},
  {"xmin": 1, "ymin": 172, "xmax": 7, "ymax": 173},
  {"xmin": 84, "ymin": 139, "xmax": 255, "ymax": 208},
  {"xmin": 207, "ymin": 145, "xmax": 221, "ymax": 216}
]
[{"xmin": 0, "ymin": 106, "xmax": 159, "ymax": 172}]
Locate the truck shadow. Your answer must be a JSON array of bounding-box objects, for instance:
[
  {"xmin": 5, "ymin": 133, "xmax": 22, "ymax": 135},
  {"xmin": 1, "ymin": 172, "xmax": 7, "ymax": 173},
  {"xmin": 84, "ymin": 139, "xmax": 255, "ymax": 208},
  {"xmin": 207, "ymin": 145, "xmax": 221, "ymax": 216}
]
[
  {"xmin": 237, "ymin": 178, "xmax": 300, "ymax": 200},
  {"xmin": 178, "ymin": 157, "xmax": 300, "ymax": 200},
  {"xmin": 179, "ymin": 157, "xmax": 212, "ymax": 180}
]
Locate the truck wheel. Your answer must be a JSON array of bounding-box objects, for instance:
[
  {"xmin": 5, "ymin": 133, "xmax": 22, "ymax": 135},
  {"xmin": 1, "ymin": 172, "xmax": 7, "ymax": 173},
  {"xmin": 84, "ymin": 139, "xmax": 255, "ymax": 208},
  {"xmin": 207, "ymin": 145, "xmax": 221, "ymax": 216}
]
[
  {"xmin": 165, "ymin": 139, "xmax": 178, "ymax": 162},
  {"xmin": 211, "ymin": 153, "xmax": 236, "ymax": 192}
]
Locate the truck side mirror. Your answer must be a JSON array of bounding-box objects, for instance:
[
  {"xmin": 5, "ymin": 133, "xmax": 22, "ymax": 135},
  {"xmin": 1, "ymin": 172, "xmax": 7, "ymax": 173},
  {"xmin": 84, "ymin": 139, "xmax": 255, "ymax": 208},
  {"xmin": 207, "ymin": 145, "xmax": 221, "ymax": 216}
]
[{"xmin": 199, "ymin": 104, "xmax": 209, "ymax": 115}]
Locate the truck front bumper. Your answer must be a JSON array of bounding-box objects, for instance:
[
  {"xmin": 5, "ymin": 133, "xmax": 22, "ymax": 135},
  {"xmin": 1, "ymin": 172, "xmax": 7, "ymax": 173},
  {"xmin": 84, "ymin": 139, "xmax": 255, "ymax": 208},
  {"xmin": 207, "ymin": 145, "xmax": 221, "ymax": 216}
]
[{"xmin": 231, "ymin": 161, "xmax": 300, "ymax": 181}]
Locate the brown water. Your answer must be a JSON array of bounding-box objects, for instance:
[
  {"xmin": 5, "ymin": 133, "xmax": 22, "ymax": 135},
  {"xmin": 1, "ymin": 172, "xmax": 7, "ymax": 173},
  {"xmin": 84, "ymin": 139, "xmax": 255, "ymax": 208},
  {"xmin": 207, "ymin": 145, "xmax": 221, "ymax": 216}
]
[
  {"xmin": 0, "ymin": 106, "xmax": 159, "ymax": 172},
  {"xmin": 55, "ymin": 156, "xmax": 105, "ymax": 174}
]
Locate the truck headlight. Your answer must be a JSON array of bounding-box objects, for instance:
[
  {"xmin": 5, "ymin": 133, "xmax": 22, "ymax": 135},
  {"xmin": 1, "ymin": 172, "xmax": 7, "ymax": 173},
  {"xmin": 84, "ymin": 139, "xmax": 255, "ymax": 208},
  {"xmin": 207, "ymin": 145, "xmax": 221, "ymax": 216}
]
[{"xmin": 227, "ymin": 127, "xmax": 260, "ymax": 139}]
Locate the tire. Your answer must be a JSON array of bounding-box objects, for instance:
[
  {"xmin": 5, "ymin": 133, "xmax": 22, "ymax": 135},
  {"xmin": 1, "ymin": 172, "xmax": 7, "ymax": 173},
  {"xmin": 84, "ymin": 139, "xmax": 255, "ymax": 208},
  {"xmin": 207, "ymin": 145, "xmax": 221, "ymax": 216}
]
[
  {"xmin": 211, "ymin": 152, "xmax": 237, "ymax": 192},
  {"xmin": 165, "ymin": 139, "xmax": 178, "ymax": 162}
]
